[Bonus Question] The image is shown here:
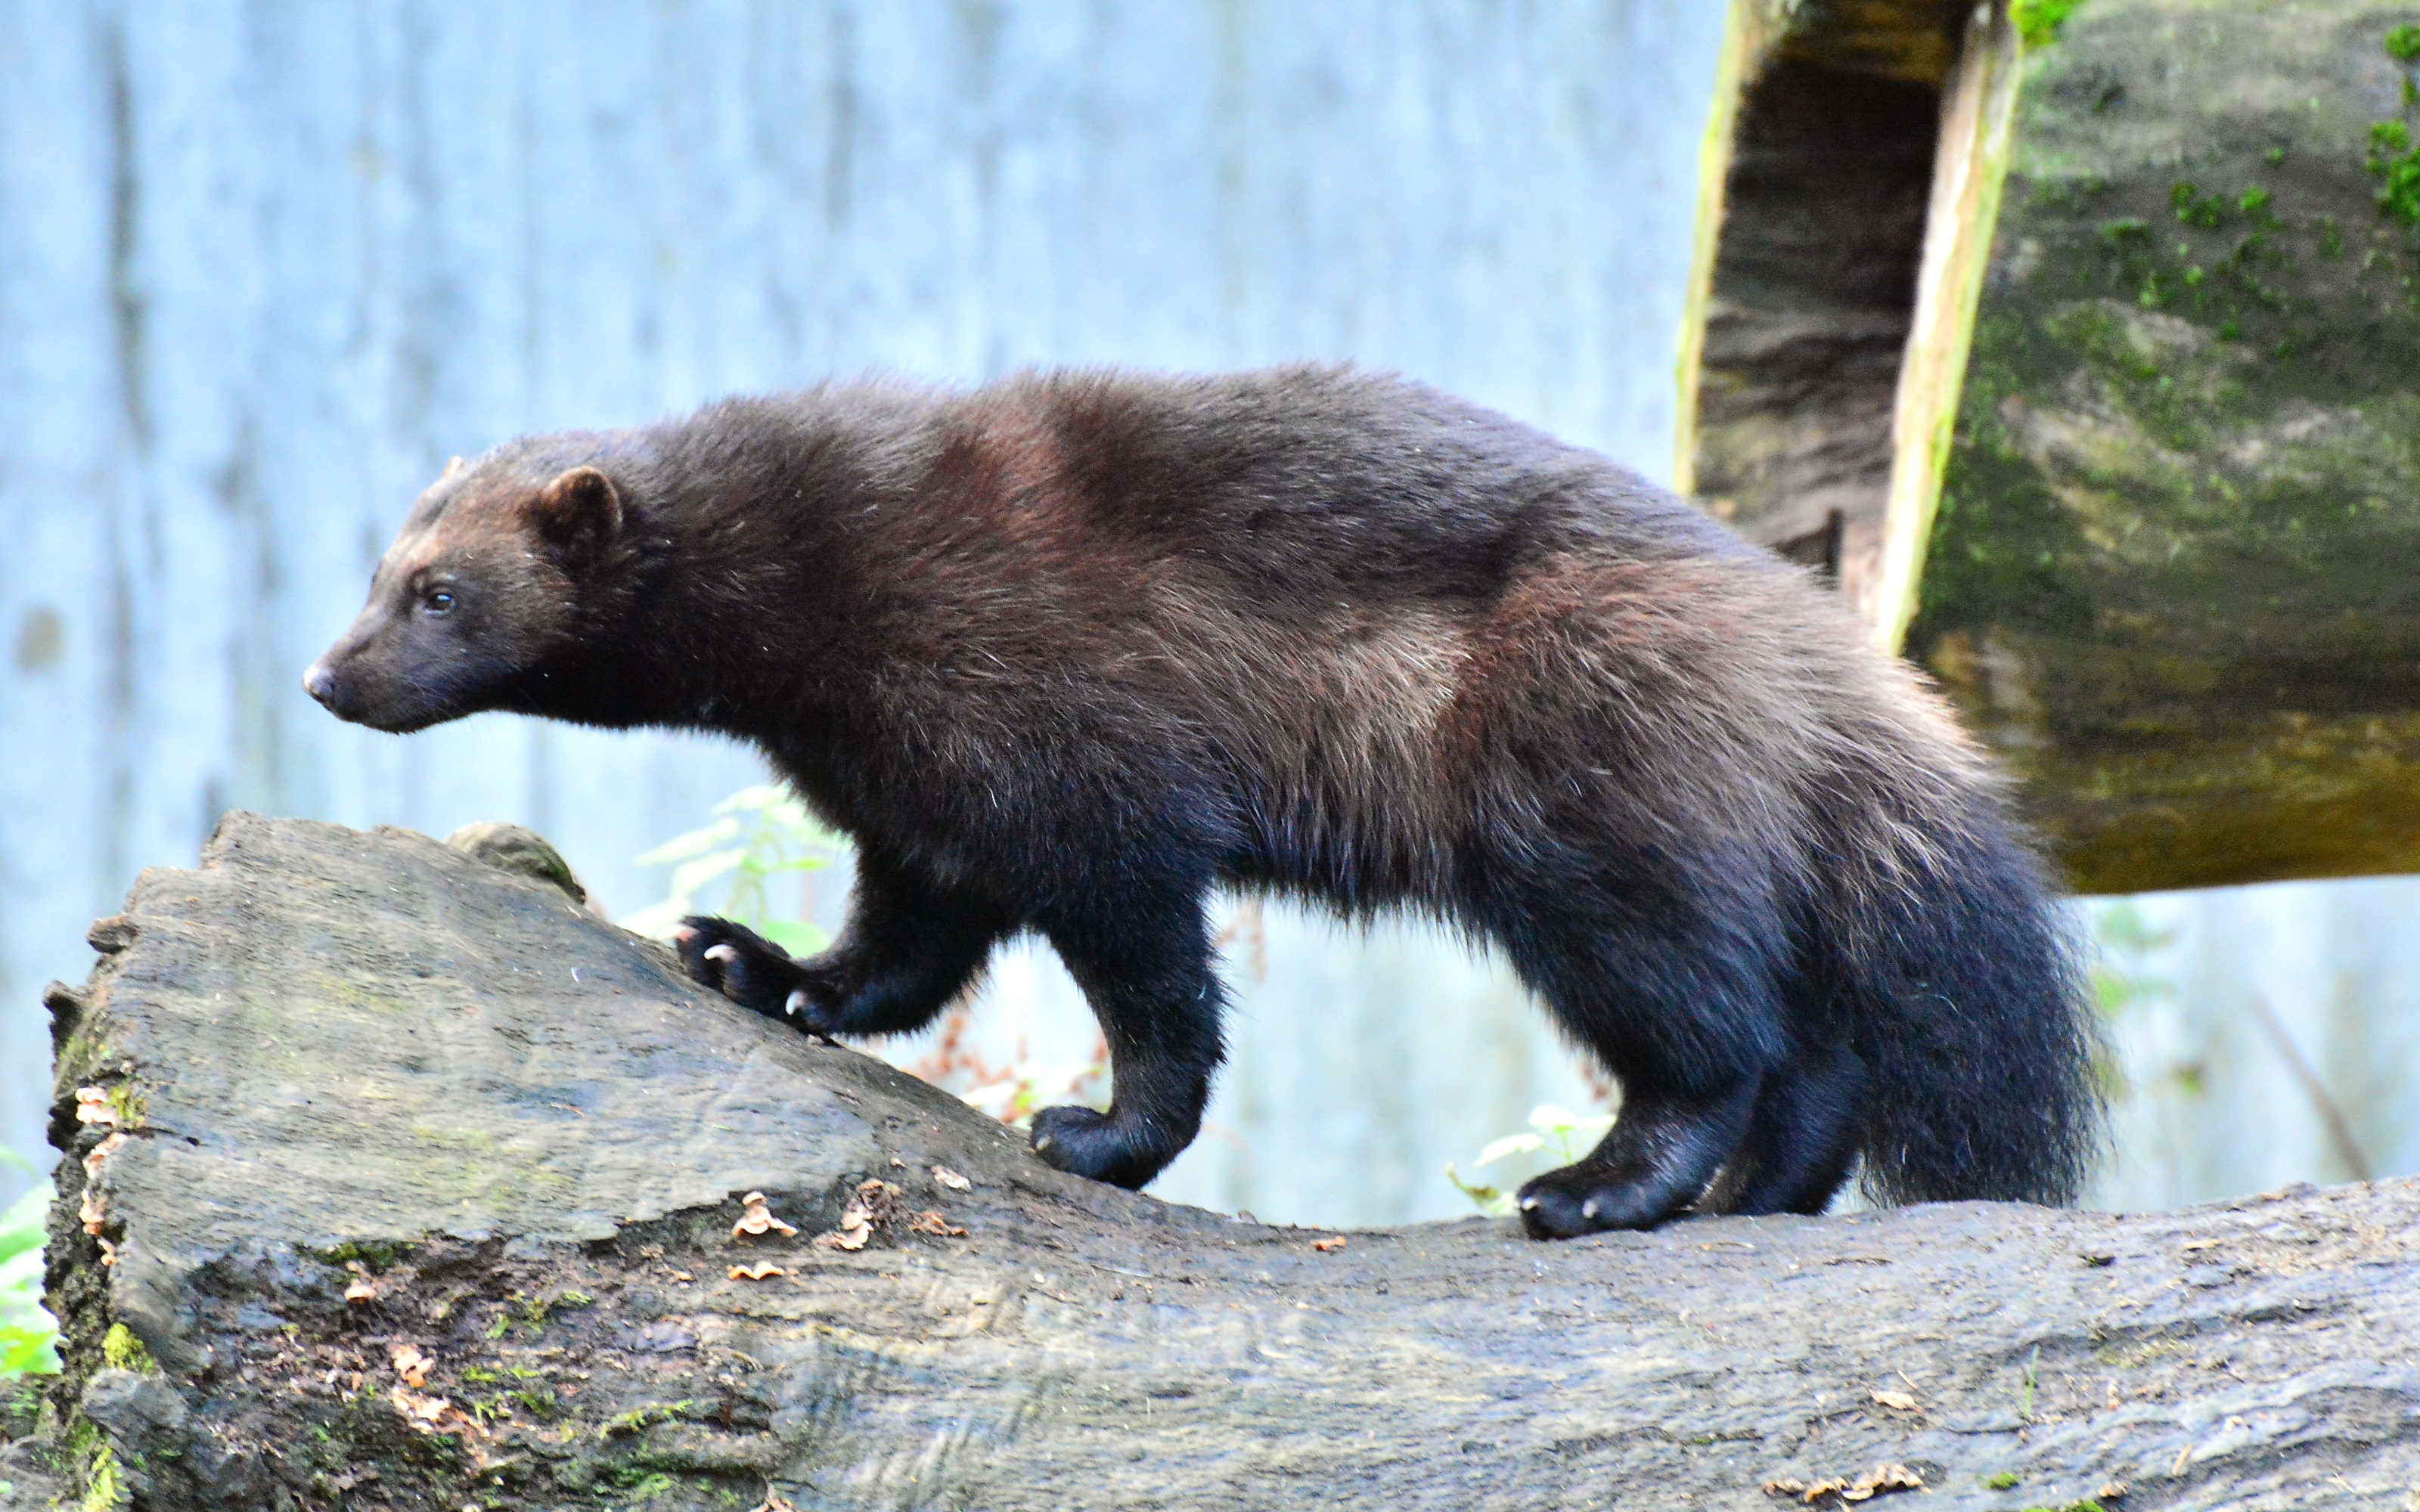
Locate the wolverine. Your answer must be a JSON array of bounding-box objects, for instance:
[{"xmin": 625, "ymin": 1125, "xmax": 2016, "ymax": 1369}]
[{"xmin": 306, "ymin": 364, "xmax": 2100, "ymax": 1237}]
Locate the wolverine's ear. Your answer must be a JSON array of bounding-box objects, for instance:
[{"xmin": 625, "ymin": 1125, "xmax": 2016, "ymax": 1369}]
[{"xmin": 532, "ymin": 466, "xmax": 622, "ymax": 572}]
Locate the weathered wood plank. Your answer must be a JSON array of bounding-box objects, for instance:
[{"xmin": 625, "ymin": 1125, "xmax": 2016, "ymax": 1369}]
[{"xmin": 19, "ymin": 814, "xmax": 2420, "ymax": 1510}]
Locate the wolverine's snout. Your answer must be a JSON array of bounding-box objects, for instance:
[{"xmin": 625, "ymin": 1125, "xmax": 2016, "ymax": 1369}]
[
  {"xmin": 302, "ymin": 615, "xmax": 416, "ymax": 730},
  {"xmin": 301, "ymin": 648, "xmax": 379, "ymax": 725},
  {"xmin": 301, "ymin": 661, "xmax": 338, "ymax": 708}
]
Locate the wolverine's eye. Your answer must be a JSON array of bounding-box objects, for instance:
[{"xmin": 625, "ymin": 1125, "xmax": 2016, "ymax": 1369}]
[{"xmin": 422, "ymin": 589, "xmax": 457, "ymax": 617}]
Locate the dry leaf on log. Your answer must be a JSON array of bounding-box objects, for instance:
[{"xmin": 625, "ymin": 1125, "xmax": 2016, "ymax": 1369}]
[
  {"xmin": 1763, "ymin": 1463, "xmax": 1924, "ymax": 1504},
  {"xmin": 910, "ymin": 1210, "xmax": 967, "ymax": 1238},
  {"xmin": 931, "ymin": 1166, "xmax": 971, "ymax": 1191},
  {"xmin": 389, "ymin": 1342, "xmax": 434, "ymax": 1387},
  {"xmin": 729, "ymin": 1262, "xmax": 793, "ymax": 1281},
  {"xmin": 732, "ymin": 1190, "xmax": 797, "ymax": 1240},
  {"xmin": 814, "ymin": 1179, "xmax": 901, "ymax": 1251},
  {"xmin": 389, "ymin": 1387, "xmax": 450, "ymax": 1431},
  {"xmin": 1312, "ymin": 1236, "xmax": 1348, "ymax": 1253}
]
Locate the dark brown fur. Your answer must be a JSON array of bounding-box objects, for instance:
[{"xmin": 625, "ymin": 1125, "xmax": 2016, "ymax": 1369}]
[{"xmin": 307, "ymin": 364, "xmax": 2100, "ymax": 1235}]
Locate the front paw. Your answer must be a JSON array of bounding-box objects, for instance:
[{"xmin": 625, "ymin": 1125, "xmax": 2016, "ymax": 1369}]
[
  {"xmin": 1028, "ymin": 1105, "xmax": 1171, "ymax": 1190},
  {"xmin": 673, "ymin": 916, "xmax": 835, "ymax": 1032}
]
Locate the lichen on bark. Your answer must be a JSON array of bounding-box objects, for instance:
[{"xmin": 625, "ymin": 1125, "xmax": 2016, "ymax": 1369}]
[{"xmin": 1907, "ymin": 0, "xmax": 2420, "ymax": 892}]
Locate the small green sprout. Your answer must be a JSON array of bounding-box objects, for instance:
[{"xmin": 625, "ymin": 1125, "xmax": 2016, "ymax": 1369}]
[{"xmin": 1447, "ymin": 1104, "xmax": 1618, "ymax": 1215}]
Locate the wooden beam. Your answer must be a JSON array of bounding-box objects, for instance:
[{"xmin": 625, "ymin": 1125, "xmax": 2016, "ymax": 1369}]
[
  {"xmin": 1907, "ymin": 1, "xmax": 2420, "ymax": 891},
  {"xmin": 1685, "ymin": 0, "xmax": 2420, "ymax": 893}
]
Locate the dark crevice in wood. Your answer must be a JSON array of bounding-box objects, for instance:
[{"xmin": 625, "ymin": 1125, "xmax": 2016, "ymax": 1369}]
[{"xmin": 1690, "ymin": 2, "xmax": 1962, "ymax": 613}]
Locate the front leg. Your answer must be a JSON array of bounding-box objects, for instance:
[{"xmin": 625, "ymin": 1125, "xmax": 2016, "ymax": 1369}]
[
  {"xmin": 676, "ymin": 852, "xmax": 1007, "ymax": 1039},
  {"xmin": 1028, "ymin": 891, "xmax": 1225, "ymax": 1190}
]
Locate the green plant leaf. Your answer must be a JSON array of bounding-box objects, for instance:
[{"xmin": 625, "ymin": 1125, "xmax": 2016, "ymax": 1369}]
[
  {"xmin": 0, "ymin": 1184, "xmax": 48, "ymax": 1267},
  {"xmin": 667, "ymin": 850, "xmax": 746, "ymax": 900},
  {"xmin": 633, "ymin": 816, "xmax": 743, "ymax": 866},
  {"xmin": 616, "ymin": 900, "xmax": 689, "ymax": 939},
  {"xmin": 1474, "ymin": 1132, "xmax": 1545, "ymax": 1167},
  {"xmin": 0, "ymin": 1182, "xmax": 59, "ymax": 1377},
  {"xmin": 755, "ymin": 919, "xmax": 828, "ymax": 956},
  {"xmin": 1444, "ymin": 1162, "xmax": 1516, "ymax": 1216}
]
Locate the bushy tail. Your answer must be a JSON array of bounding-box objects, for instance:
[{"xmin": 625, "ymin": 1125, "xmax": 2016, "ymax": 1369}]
[{"xmin": 1828, "ymin": 809, "xmax": 2103, "ymax": 1207}]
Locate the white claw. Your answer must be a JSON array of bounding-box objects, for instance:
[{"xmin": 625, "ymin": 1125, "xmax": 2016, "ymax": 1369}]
[
  {"xmin": 1519, "ymin": 1196, "xmax": 1540, "ymax": 1210},
  {"xmin": 704, "ymin": 943, "xmax": 739, "ymax": 965},
  {"xmin": 1581, "ymin": 1199, "xmax": 1599, "ymax": 1221},
  {"xmin": 784, "ymin": 989, "xmax": 809, "ymax": 1017}
]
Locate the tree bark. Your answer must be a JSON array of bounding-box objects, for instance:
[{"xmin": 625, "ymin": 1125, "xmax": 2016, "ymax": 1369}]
[
  {"xmin": 1906, "ymin": 0, "xmax": 2420, "ymax": 893},
  {"xmin": 16, "ymin": 814, "xmax": 2420, "ymax": 1510},
  {"xmin": 1681, "ymin": 0, "xmax": 2420, "ymax": 894}
]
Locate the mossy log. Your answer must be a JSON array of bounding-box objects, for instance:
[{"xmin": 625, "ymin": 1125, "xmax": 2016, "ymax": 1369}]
[
  {"xmin": 1681, "ymin": 0, "xmax": 2420, "ymax": 894},
  {"xmin": 11, "ymin": 813, "xmax": 2420, "ymax": 1510}
]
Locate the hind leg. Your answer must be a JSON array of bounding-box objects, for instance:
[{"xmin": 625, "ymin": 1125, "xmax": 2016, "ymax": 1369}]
[
  {"xmin": 1518, "ymin": 1072, "xmax": 1764, "ymax": 1235},
  {"xmin": 1488, "ymin": 885, "xmax": 1790, "ymax": 1238},
  {"xmin": 1696, "ymin": 1040, "xmax": 1866, "ymax": 1216}
]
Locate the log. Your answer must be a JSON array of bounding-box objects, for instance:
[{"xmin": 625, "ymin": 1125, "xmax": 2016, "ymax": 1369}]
[
  {"xmin": 1680, "ymin": 0, "xmax": 2420, "ymax": 894},
  {"xmin": 14, "ymin": 813, "xmax": 2420, "ymax": 1510}
]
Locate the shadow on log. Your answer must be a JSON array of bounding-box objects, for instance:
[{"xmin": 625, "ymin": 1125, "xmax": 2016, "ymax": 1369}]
[{"xmin": 13, "ymin": 814, "xmax": 2420, "ymax": 1510}]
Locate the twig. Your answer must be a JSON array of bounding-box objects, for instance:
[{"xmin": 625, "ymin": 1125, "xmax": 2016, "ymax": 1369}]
[{"xmin": 2245, "ymin": 993, "xmax": 2372, "ymax": 1183}]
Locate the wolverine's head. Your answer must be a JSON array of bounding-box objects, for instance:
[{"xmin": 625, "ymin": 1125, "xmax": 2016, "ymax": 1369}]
[{"xmin": 305, "ymin": 453, "xmax": 628, "ymax": 733}]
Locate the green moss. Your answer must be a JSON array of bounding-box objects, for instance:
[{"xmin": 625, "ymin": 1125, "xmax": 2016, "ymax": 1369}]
[
  {"xmin": 1983, "ymin": 1470, "xmax": 2021, "ymax": 1490},
  {"xmin": 2373, "ymin": 143, "xmax": 2420, "ymax": 227},
  {"xmin": 2171, "ymin": 182, "xmax": 2225, "ymax": 229},
  {"xmin": 2010, "ymin": 0, "xmax": 2083, "ymax": 49},
  {"xmin": 600, "ymin": 1401, "xmax": 694, "ymax": 1439},
  {"xmin": 2371, "ymin": 23, "xmax": 2420, "ymax": 225},
  {"xmin": 101, "ymin": 1085, "xmax": 145, "ymax": 1131},
  {"xmin": 509, "ymin": 1381, "xmax": 562, "ymax": 1421},
  {"xmin": 1914, "ymin": 125, "xmax": 2420, "ymax": 888},
  {"xmin": 66, "ymin": 1421, "xmax": 126, "ymax": 1512},
  {"xmin": 311, "ymin": 1241, "xmax": 402, "ymax": 1271},
  {"xmin": 484, "ymin": 1287, "xmax": 593, "ymax": 1340},
  {"xmin": 98, "ymin": 1326, "xmax": 154, "ymax": 1376}
]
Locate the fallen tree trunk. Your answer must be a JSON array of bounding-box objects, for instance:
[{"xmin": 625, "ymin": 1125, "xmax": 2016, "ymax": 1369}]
[{"xmin": 17, "ymin": 814, "xmax": 2420, "ymax": 1510}]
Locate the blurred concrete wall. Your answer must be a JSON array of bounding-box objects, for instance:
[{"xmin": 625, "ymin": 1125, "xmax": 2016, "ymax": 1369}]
[
  {"xmin": 6, "ymin": 2, "xmax": 2413, "ymax": 1229},
  {"xmin": 2086, "ymin": 882, "xmax": 2420, "ymax": 1215},
  {"xmin": 0, "ymin": 0, "xmax": 1727, "ymax": 1216}
]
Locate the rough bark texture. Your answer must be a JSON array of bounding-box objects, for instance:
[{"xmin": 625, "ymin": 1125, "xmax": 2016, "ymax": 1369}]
[
  {"xmin": 1904, "ymin": 0, "xmax": 2420, "ymax": 893},
  {"xmin": 1682, "ymin": 0, "xmax": 2420, "ymax": 894},
  {"xmin": 14, "ymin": 814, "xmax": 2420, "ymax": 1510}
]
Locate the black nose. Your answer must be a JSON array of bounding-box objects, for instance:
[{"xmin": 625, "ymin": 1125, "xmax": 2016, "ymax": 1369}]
[{"xmin": 302, "ymin": 662, "xmax": 337, "ymax": 707}]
